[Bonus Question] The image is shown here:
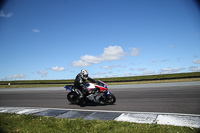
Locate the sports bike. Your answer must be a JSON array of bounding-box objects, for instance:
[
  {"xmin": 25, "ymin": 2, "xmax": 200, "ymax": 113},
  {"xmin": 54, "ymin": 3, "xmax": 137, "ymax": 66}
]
[{"xmin": 64, "ymin": 80, "xmax": 116, "ymax": 105}]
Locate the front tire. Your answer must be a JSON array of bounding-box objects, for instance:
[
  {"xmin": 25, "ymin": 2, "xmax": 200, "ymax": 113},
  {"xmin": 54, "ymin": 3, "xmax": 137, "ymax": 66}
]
[
  {"xmin": 67, "ymin": 92, "xmax": 78, "ymax": 104},
  {"xmin": 102, "ymin": 93, "xmax": 116, "ymax": 105}
]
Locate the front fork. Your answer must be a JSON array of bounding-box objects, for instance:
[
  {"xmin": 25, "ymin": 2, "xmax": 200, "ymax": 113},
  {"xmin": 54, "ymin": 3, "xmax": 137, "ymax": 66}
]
[{"xmin": 103, "ymin": 91, "xmax": 111, "ymax": 98}]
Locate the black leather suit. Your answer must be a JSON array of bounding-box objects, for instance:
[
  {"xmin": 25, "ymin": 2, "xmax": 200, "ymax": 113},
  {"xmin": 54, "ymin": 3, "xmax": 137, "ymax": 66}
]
[{"xmin": 74, "ymin": 73, "xmax": 96, "ymax": 98}]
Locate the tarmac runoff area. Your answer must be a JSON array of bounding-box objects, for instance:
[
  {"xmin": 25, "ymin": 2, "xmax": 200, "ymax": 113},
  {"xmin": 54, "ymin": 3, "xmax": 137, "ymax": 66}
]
[{"xmin": 0, "ymin": 107, "xmax": 200, "ymax": 128}]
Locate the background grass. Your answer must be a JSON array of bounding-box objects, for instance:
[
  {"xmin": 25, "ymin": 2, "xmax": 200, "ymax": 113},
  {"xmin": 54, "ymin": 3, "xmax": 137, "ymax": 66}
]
[
  {"xmin": 0, "ymin": 72, "xmax": 200, "ymax": 88},
  {"xmin": 0, "ymin": 113, "xmax": 199, "ymax": 133}
]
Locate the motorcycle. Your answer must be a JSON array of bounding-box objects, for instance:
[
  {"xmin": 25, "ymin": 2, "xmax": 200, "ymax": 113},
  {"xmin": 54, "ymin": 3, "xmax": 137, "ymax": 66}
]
[{"xmin": 64, "ymin": 80, "xmax": 116, "ymax": 105}]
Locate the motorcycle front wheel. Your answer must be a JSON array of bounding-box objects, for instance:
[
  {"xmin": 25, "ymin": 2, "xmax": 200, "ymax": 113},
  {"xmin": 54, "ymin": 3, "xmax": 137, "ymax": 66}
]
[
  {"xmin": 67, "ymin": 92, "xmax": 78, "ymax": 104},
  {"xmin": 102, "ymin": 93, "xmax": 116, "ymax": 105}
]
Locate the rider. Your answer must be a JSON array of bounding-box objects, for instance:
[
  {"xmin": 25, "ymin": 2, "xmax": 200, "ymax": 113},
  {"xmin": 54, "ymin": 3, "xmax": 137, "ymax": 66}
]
[{"xmin": 74, "ymin": 69, "xmax": 96, "ymax": 99}]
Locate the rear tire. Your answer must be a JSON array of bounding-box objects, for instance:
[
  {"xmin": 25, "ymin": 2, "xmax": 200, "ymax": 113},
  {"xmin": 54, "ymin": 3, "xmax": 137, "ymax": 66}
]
[
  {"xmin": 102, "ymin": 93, "xmax": 116, "ymax": 105},
  {"xmin": 67, "ymin": 92, "xmax": 78, "ymax": 104}
]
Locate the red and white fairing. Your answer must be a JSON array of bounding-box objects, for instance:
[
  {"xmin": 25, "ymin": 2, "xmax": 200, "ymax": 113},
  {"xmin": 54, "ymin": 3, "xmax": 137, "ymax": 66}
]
[{"xmin": 86, "ymin": 81, "xmax": 108, "ymax": 93}]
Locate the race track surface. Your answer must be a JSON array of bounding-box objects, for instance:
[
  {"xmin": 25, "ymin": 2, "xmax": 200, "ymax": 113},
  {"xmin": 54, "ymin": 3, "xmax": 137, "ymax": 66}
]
[{"xmin": 0, "ymin": 81, "xmax": 200, "ymax": 115}]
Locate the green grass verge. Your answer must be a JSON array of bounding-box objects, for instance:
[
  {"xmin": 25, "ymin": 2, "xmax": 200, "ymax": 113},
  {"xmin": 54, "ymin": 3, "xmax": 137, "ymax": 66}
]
[
  {"xmin": 0, "ymin": 72, "xmax": 200, "ymax": 88},
  {"xmin": 0, "ymin": 113, "xmax": 199, "ymax": 133}
]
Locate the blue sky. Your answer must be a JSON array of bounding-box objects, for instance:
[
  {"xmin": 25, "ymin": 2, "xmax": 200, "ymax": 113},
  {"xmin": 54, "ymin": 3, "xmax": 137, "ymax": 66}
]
[{"xmin": 0, "ymin": 0, "xmax": 200, "ymax": 80}]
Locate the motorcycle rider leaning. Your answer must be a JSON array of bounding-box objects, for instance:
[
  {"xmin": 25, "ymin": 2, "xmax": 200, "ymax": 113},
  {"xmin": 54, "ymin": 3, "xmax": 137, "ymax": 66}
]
[{"xmin": 74, "ymin": 70, "xmax": 96, "ymax": 99}]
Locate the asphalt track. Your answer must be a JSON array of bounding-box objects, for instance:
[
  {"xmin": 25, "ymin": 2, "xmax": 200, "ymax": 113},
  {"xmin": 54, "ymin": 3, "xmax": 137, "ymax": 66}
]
[{"xmin": 0, "ymin": 81, "xmax": 200, "ymax": 115}]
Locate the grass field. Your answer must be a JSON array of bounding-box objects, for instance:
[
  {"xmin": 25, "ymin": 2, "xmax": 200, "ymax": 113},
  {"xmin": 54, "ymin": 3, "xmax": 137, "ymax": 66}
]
[
  {"xmin": 0, "ymin": 72, "xmax": 200, "ymax": 88},
  {"xmin": 0, "ymin": 113, "xmax": 199, "ymax": 133}
]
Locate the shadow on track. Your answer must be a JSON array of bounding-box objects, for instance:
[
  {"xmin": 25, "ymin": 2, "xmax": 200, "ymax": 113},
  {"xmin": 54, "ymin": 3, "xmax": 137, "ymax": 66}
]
[{"xmin": 68, "ymin": 102, "xmax": 116, "ymax": 107}]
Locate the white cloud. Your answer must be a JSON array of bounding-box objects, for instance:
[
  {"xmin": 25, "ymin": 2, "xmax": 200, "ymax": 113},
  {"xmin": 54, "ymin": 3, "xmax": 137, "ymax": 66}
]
[
  {"xmin": 106, "ymin": 74, "xmax": 119, "ymax": 77},
  {"xmin": 189, "ymin": 66, "xmax": 200, "ymax": 72},
  {"xmin": 4, "ymin": 74, "xmax": 26, "ymax": 80},
  {"xmin": 92, "ymin": 72, "xmax": 106, "ymax": 78},
  {"xmin": 72, "ymin": 45, "xmax": 126, "ymax": 67},
  {"xmin": 194, "ymin": 55, "xmax": 198, "ymax": 58},
  {"xmin": 0, "ymin": 10, "xmax": 14, "ymax": 17},
  {"xmin": 160, "ymin": 59, "xmax": 169, "ymax": 62},
  {"xmin": 74, "ymin": 55, "xmax": 102, "ymax": 66},
  {"xmin": 160, "ymin": 68, "xmax": 171, "ymax": 74},
  {"xmin": 193, "ymin": 59, "xmax": 200, "ymax": 64},
  {"xmin": 113, "ymin": 74, "xmax": 119, "ymax": 77},
  {"xmin": 106, "ymin": 75, "xmax": 113, "ymax": 78},
  {"xmin": 160, "ymin": 67, "xmax": 185, "ymax": 74},
  {"xmin": 119, "ymin": 65, "xmax": 127, "ymax": 68},
  {"xmin": 72, "ymin": 60, "xmax": 90, "ymax": 67},
  {"xmin": 131, "ymin": 63, "xmax": 137, "ymax": 65},
  {"xmin": 51, "ymin": 66, "xmax": 65, "ymax": 71},
  {"xmin": 137, "ymin": 68, "xmax": 147, "ymax": 71},
  {"xmin": 93, "ymin": 72, "xmax": 106, "ymax": 75},
  {"xmin": 93, "ymin": 75, "xmax": 104, "ymax": 78},
  {"xmin": 168, "ymin": 44, "xmax": 173, "ymax": 48},
  {"xmin": 123, "ymin": 72, "xmax": 134, "ymax": 76},
  {"xmin": 129, "ymin": 47, "xmax": 140, "ymax": 56},
  {"xmin": 32, "ymin": 29, "xmax": 40, "ymax": 33},
  {"xmin": 142, "ymin": 71, "xmax": 155, "ymax": 75},
  {"xmin": 108, "ymin": 71, "xmax": 112, "ymax": 74},
  {"xmin": 37, "ymin": 71, "xmax": 47, "ymax": 77},
  {"xmin": 101, "ymin": 46, "xmax": 125, "ymax": 60},
  {"xmin": 101, "ymin": 66, "xmax": 116, "ymax": 69},
  {"xmin": 151, "ymin": 59, "xmax": 169, "ymax": 63}
]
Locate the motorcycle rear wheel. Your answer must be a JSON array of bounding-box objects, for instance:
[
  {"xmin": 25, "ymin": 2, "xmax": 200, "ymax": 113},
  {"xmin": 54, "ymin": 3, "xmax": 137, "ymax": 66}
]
[
  {"xmin": 102, "ymin": 93, "xmax": 116, "ymax": 105},
  {"xmin": 67, "ymin": 92, "xmax": 78, "ymax": 104}
]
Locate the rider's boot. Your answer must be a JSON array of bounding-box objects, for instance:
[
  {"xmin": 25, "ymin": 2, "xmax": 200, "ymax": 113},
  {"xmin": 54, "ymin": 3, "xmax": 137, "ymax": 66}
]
[
  {"xmin": 79, "ymin": 97, "xmax": 86, "ymax": 106},
  {"xmin": 78, "ymin": 93, "xmax": 86, "ymax": 106}
]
